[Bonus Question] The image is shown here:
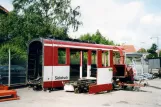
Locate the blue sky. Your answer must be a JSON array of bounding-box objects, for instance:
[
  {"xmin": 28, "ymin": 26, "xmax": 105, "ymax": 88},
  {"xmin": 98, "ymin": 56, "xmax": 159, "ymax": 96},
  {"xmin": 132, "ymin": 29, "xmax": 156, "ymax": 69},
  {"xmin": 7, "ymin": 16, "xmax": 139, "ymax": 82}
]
[
  {"xmin": 116, "ymin": 0, "xmax": 161, "ymax": 13},
  {"xmin": 1, "ymin": 0, "xmax": 161, "ymax": 50}
]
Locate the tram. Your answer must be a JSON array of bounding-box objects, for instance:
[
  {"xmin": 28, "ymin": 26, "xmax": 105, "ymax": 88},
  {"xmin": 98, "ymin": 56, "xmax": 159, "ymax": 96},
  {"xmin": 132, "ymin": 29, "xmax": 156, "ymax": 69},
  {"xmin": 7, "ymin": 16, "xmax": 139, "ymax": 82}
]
[{"xmin": 27, "ymin": 38, "xmax": 133, "ymax": 93}]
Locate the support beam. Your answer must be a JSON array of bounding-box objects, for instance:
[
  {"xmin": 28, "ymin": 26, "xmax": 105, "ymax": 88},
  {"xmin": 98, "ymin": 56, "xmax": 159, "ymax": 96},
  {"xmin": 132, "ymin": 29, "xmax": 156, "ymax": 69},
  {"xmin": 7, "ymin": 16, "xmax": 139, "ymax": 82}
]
[
  {"xmin": 66, "ymin": 48, "xmax": 70, "ymax": 65},
  {"xmin": 108, "ymin": 50, "xmax": 113, "ymax": 67},
  {"xmin": 97, "ymin": 50, "xmax": 102, "ymax": 68},
  {"xmin": 80, "ymin": 51, "xmax": 83, "ymax": 78},
  {"xmin": 8, "ymin": 49, "xmax": 11, "ymax": 87},
  {"xmin": 87, "ymin": 50, "xmax": 91, "ymax": 77},
  {"xmin": 105, "ymin": 52, "xmax": 107, "ymax": 67}
]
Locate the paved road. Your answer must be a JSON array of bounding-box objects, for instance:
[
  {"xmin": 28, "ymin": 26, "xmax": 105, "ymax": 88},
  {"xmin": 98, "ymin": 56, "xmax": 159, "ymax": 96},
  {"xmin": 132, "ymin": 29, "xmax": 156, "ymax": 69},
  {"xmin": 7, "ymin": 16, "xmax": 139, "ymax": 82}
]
[{"xmin": 0, "ymin": 78, "xmax": 161, "ymax": 107}]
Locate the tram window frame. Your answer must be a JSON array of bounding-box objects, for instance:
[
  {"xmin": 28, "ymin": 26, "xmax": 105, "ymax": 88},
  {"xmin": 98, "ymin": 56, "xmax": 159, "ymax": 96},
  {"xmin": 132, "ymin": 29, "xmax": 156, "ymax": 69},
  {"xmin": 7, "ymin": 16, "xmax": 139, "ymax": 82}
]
[
  {"xmin": 91, "ymin": 51, "xmax": 97, "ymax": 65},
  {"xmin": 97, "ymin": 50, "xmax": 110, "ymax": 68},
  {"xmin": 102, "ymin": 51, "xmax": 109, "ymax": 67},
  {"xmin": 70, "ymin": 50, "xmax": 80, "ymax": 64},
  {"xmin": 58, "ymin": 48, "xmax": 67, "ymax": 65}
]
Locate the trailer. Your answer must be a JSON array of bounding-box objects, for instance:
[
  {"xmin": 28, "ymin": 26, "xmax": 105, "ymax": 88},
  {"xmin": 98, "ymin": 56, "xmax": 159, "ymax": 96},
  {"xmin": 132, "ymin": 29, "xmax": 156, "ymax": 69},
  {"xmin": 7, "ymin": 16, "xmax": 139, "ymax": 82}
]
[
  {"xmin": 0, "ymin": 78, "xmax": 19, "ymax": 102},
  {"xmin": 27, "ymin": 38, "xmax": 136, "ymax": 93}
]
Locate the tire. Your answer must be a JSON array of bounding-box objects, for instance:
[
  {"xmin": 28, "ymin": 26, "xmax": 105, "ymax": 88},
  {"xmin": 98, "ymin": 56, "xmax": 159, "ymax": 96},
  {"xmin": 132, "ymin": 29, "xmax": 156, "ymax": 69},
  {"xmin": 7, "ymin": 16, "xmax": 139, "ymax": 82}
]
[
  {"xmin": 43, "ymin": 88, "xmax": 47, "ymax": 92},
  {"xmin": 123, "ymin": 86, "xmax": 127, "ymax": 90},
  {"xmin": 74, "ymin": 88, "xmax": 79, "ymax": 93}
]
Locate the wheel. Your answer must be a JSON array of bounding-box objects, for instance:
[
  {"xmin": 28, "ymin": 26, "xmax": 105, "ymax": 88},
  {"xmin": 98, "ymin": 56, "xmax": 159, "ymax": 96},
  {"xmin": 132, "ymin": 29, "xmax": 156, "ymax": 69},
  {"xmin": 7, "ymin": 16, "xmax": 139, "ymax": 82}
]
[
  {"xmin": 48, "ymin": 88, "xmax": 53, "ymax": 93},
  {"xmin": 33, "ymin": 86, "xmax": 37, "ymax": 91},
  {"xmin": 74, "ymin": 88, "xmax": 79, "ymax": 93},
  {"xmin": 43, "ymin": 88, "xmax": 47, "ymax": 92},
  {"xmin": 112, "ymin": 81, "xmax": 117, "ymax": 89},
  {"xmin": 48, "ymin": 90, "xmax": 52, "ymax": 93},
  {"xmin": 122, "ymin": 86, "xmax": 127, "ymax": 90},
  {"xmin": 131, "ymin": 86, "xmax": 136, "ymax": 91},
  {"xmin": 133, "ymin": 86, "xmax": 140, "ymax": 91},
  {"xmin": 139, "ymin": 79, "xmax": 148, "ymax": 87}
]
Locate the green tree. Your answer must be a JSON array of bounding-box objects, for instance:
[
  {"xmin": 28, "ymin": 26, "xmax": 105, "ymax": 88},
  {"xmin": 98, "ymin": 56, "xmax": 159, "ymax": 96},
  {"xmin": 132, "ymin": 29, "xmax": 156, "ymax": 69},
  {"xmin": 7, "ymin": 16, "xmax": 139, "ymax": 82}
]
[
  {"xmin": 13, "ymin": 0, "xmax": 81, "ymax": 34},
  {"xmin": 137, "ymin": 48, "xmax": 147, "ymax": 53},
  {"xmin": 0, "ymin": 44, "xmax": 26, "ymax": 65},
  {"xmin": 0, "ymin": 0, "xmax": 82, "ymax": 65},
  {"xmin": 0, "ymin": 0, "xmax": 81, "ymax": 46},
  {"xmin": 79, "ymin": 30, "xmax": 114, "ymax": 45},
  {"xmin": 79, "ymin": 30, "xmax": 115, "ymax": 63},
  {"xmin": 147, "ymin": 43, "xmax": 158, "ymax": 58}
]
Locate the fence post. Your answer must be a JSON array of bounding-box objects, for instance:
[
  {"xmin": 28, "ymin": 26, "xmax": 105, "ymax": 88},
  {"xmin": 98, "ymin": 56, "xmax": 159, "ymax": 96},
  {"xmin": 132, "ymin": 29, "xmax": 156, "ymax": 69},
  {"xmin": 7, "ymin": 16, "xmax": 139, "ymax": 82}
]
[{"xmin": 8, "ymin": 48, "xmax": 11, "ymax": 86}]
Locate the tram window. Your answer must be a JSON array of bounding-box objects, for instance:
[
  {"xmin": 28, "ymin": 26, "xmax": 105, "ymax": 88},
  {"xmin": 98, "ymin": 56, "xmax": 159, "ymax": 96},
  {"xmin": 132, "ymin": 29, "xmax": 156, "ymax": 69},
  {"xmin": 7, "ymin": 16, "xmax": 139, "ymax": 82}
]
[
  {"xmin": 113, "ymin": 52, "xmax": 120, "ymax": 64},
  {"xmin": 58, "ymin": 48, "xmax": 66, "ymax": 64},
  {"xmin": 102, "ymin": 51, "xmax": 109, "ymax": 67},
  {"xmin": 83, "ymin": 52, "xmax": 87, "ymax": 64},
  {"xmin": 70, "ymin": 51, "xmax": 80, "ymax": 64},
  {"xmin": 92, "ymin": 51, "xmax": 96, "ymax": 64}
]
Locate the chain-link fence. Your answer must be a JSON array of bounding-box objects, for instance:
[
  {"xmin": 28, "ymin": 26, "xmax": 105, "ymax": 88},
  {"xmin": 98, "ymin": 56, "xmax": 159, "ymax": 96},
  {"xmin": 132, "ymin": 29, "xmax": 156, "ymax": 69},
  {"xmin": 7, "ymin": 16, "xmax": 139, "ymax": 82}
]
[{"xmin": 0, "ymin": 50, "xmax": 27, "ymax": 86}]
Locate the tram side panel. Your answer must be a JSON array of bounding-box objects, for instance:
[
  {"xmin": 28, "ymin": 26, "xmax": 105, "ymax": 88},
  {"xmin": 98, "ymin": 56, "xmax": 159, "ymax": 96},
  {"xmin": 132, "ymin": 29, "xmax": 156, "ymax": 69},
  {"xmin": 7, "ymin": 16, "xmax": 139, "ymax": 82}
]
[
  {"xmin": 51, "ymin": 47, "xmax": 70, "ymax": 88},
  {"xmin": 43, "ymin": 44, "xmax": 53, "ymax": 89},
  {"xmin": 43, "ymin": 44, "xmax": 70, "ymax": 89},
  {"xmin": 89, "ymin": 50, "xmax": 113, "ymax": 94}
]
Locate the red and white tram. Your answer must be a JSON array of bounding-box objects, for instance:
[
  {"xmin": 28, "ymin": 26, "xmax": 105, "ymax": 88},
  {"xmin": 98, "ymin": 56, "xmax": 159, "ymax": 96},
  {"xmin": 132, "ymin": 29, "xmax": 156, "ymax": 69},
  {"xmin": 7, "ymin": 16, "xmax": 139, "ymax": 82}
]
[{"xmin": 27, "ymin": 38, "xmax": 131, "ymax": 93}]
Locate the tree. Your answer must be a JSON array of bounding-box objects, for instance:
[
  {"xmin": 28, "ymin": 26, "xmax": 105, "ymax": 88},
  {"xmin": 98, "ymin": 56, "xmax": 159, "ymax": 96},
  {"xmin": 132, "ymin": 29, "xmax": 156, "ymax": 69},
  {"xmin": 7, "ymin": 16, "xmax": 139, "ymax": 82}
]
[
  {"xmin": 147, "ymin": 43, "xmax": 158, "ymax": 58},
  {"xmin": 13, "ymin": 0, "xmax": 81, "ymax": 34},
  {"xmin": 0, "ymin": 44, "xmax": 26, "ymax": 65},
  {"xmin": 79, "ymin": 30, "xmax": 116, "ymax": 63},
  {"xmin": 0, "ymin": 0, "xmax": 82, "ymax": 65},
  {"xmin": 79, "ymin": 30, "xmax": 115, "ymax": 45},
  {"xmin": 137, "ymin": 48, "xmax": 147, "ymax": 53},
  {"xmin": 0, "ymin": 0, "xmax": 81, "ymax": 46}
]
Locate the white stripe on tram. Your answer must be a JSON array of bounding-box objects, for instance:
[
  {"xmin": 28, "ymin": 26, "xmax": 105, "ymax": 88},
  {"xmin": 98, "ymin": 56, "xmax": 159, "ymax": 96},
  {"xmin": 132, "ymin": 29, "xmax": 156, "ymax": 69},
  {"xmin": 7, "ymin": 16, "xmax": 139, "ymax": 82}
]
[{"xmin": 44, "ymin": 44, "xmax": 120, "ymax": 51}]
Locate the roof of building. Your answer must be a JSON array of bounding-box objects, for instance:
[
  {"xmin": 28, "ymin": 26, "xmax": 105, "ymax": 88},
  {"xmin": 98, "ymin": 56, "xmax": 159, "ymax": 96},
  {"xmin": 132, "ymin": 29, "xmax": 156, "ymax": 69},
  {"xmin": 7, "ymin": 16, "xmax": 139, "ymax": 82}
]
[
  {"xmin": 0, "ymin": 5, "xmax": 9, "ymax": 14},
  {"xmin": 121, "ymin": 45, "xmax": 136, "ymax": 53}
]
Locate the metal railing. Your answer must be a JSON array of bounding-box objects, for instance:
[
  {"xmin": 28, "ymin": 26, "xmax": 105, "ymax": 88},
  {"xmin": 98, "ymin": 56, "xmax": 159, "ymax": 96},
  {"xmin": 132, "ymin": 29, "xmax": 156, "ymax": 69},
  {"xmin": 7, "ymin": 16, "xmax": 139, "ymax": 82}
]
[{"xmin": 0, "ymin": 49, "xmax": 27, "ymax": 86}]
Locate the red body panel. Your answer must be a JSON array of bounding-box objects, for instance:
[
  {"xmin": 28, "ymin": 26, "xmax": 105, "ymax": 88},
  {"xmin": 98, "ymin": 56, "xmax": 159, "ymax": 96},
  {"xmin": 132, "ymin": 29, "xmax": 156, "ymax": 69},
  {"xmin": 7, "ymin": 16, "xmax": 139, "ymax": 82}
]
[
  {"xmin": 88, "ymin": 50, "xmax": 92, "ymax": 65},
  {"xmin": 44, "ymin": 46, "xmax": 53, "ymax": 66},
  {"xmin": 43, "ymin": 80, "xmax": 69, "ymax": 88},
  {"xmin": 97, "ymin": 50, "xmax": 102, "ymax": 68},
  {"xmin": 109, "ymin": 50, "xmax": 113, "ymax": 67},
  {"xmin": 89, "ymin": 84, "xmax": 113, "ymax": 94}
]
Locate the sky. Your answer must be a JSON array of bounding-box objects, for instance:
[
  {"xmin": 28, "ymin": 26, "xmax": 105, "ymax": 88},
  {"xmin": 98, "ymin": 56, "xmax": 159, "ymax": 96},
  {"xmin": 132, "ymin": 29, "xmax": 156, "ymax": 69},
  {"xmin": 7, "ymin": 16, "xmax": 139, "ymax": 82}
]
[{"xmin": 1, "ymin": 0, "xmax": 161, "ymax": 50}]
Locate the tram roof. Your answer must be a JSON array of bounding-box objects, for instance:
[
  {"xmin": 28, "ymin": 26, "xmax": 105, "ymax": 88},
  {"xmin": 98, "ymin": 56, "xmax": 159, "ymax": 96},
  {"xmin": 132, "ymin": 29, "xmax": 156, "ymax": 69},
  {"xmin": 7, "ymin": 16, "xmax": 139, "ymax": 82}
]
[{"xmin": 29, "ymin": 38, "xmax": 124, "ymax": 51}]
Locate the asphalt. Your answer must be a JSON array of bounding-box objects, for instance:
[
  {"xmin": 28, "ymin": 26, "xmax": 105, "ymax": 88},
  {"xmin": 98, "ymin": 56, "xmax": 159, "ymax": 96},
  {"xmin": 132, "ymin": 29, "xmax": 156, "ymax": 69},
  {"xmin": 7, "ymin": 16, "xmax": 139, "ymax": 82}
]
[{"xmin": 0, "ymin": 78, "xmax": 161, "ymax": 107}]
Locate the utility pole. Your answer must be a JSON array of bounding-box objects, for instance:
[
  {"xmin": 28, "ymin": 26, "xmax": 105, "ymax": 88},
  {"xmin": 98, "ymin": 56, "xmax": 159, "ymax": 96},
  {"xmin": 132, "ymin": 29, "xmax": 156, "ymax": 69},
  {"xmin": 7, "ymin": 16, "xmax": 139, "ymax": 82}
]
[
  {"xmin": 151, "ymin": 36, "xmax": 159, "ymax": 57},
  {"xmin": 8, "ymin": 48, "xmax": 11, "ymax": 86}
]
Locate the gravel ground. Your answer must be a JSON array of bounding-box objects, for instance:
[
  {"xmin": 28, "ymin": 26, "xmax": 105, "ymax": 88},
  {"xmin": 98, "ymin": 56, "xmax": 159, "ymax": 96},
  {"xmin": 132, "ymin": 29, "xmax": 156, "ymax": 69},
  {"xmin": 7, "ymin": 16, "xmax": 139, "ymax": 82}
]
[{"xmin": 0, "ymin": 79, "xmax": 161, "ymax": 107}]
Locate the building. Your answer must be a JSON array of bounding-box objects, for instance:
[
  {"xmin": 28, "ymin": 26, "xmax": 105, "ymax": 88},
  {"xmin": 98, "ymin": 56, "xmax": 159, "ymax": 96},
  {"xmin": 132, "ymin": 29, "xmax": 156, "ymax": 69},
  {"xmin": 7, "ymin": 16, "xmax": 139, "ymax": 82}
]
[{"xmin": 121, "ymin": 45, "xmax": 136, "ymax": 53}]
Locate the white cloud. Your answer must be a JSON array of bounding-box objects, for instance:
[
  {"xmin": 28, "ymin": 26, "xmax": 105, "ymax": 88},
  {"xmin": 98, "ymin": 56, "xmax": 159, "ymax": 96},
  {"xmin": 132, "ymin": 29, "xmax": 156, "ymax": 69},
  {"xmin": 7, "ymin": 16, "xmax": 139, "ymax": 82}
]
[
  {"xmin": 69, "ymin": 0, "xmax": 161, "ymax": 51},
  {"xmin": 140, "ymin": 14, "xmax": 154, "ymax": 24},
  {"xmin": 138, "ymin": 14, "xmax": 161, "ymax": 49},
  {"xmin": 0, "ymin": 1, "xmax": 13, "ymax": 11},
  {"xmin": 1, "ymin": 0, "xmax": 161, "ymax": 50},
  {"xmin": 140, "ymin": 14, "xmax": 161, "ymax": 25}
]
